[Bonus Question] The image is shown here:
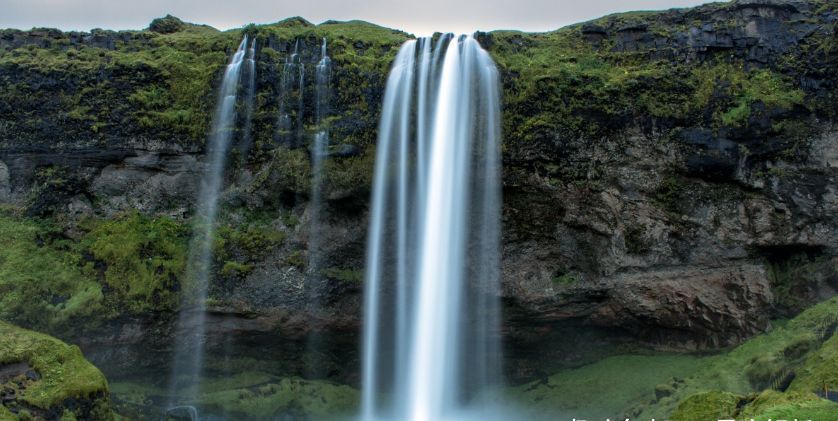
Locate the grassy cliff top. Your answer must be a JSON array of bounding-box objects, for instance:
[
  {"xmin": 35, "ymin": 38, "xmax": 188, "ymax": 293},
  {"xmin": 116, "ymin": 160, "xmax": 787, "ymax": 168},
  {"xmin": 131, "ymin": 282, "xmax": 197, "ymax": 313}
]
[{"xmin": 0, "ymin": 1, "xmax": 834, "ymax": 152}]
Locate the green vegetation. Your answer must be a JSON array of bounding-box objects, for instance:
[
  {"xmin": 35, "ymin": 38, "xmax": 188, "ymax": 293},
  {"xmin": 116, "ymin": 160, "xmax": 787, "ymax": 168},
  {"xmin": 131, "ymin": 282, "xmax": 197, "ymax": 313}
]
[
  {"xmin": 111, "ymin": 373, "xmax": 357, "ymax": 419},
  {"xmin": 82, "ymin": 211, "xmax": 188, "ymax": 313},
  {"xmin": 766, "ymin": 252, "xmax": 834, "ymax": 314},
  {"xmin": 691, "ymin": 63, "xmax": 806, "ymax": 128},
  {"xmin": 670, "ymin": 391, "xmax": 741, "ymax": 421},
  {"xmin": 488, "ymin": 16, "xmax": 811, "ymax": 164},
  {"xmin": 0, "ymin": 321, "xmax": 111, "ymax": 418},
  {"xmin": 322, "ymin": 267, "xmax": 363, "ymax": 283},
  {"xmin": 0, "ymin": 209, "xmax": 188, "ymax": 333},
  {"xmin": 0, "ymin": 24, "xmax": 232, "ymax": 144},
  {"xmin": 215, "ymin": 212, "xmax": 287, "ymax": 279},
  {"xmin": 551, "ymin": 272, "xmax": 578, "ymax": 286},
  {"xmin": 197, "ymin": 377, "xmax": 358, "ymax": 418},
  {"xmin": 0, "ymin": 213, "xmax": 104, "ymax": 330},
  {"xmin": 511, "ymin": 297, "xmax": 838, "ymax": 419},
  {"xmin": 509, "ymin": 354, "xmax": 703, "ymax": 419},
  {"xmin": 324, "ymin": 147, "xmax": 376, "ymax": 197}
]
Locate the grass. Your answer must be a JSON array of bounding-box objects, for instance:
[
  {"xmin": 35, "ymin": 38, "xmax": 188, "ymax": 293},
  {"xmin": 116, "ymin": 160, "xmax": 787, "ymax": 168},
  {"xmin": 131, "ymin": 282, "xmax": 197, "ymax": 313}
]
[
  {"xmin": 509, "ymin": 354, "xmax": 702, "ymax": 419},
  {"xmin": 511, "ymin": 297, "xmax": 838, "ymax": 419},
  {"xmin": 0, "ymin": 321, "xmax": 110, "ymax": 415}
]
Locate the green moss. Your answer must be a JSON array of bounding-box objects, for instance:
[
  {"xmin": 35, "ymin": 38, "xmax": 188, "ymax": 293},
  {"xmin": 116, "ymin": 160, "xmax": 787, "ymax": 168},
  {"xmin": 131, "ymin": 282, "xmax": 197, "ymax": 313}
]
[
  {"xmin": 690, "ymin": 63, "xmax": 806, "ymax": 128},
  {"xmin": 112, "ymin": 374, "xmax": 357, "ymax": 419},
  {"xmin": 788, "ymin": 334, "xmax": 838, "ymax": 394},
  {"xmin": 82, "ymin": 211, "xmax": 188, "ymax": 313},
  {"xmin": 196, "ymin": 377, "xmax": 358, "ymax": 419},
  {"xmin": 218, "ymin": 221, "xmax": 285, "ymax": 259},
  {"xmin": 510, "ymin": 354, "xmax": 703, "ymax": 419},
  {"xmin": 321, "ymin": 267, "xmax": 363, "ymax": 283},
  {"xmin": 551, "ymin": 273, "xmax": 578, "ymax": 286},
  {"xmin": 220, "ymin": 261, "xmax": 253, "ymax": 277},
  {"xmin": 653, "ymin": 175, "xmax": 685, "ymax": 214},
  {"xmin": 670, "ymin": 391, "xmax": 741, "ymax": 421},
  {"xmin": 285, "ymin": 250, "xmax": 306, "ymax": 270},
  {"xmin": 512, "ymin": 297, "xmax": 838, "ymax": 419},
  {"xmin": 0, "ymin": 209, "xmax": 191, "ymax": 332},
  {"xmin": 0, "ymin": 321, "xmax": 111, "ymax": 417},
  {"xmin": 0, "ymin": 214, "xmax": 104, "ymax": 331},
  {"xmin": 324, "ymin": 147, "xmax": 376, "ymax": 197},
  {"xmin": 488, "ymin": 21, "xmax": 812, "ymax": 160},
  {"xmin": 766, "ymin": 253, "xmax": 831, "ymax": 314}
]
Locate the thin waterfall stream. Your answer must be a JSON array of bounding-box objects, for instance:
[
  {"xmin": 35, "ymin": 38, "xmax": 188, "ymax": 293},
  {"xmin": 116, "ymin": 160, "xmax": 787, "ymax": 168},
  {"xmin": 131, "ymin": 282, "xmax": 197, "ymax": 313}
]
[
  {"xmin": 166, "ymin": 36, "xmax": 251, "ymax": 414},
  {"xmin": 306, "ymin": 37, "xmax": 332, "ymax": 378},
  {"xmin": 277, "ymin": 39, "xmax": 304, "ymax": 146}
]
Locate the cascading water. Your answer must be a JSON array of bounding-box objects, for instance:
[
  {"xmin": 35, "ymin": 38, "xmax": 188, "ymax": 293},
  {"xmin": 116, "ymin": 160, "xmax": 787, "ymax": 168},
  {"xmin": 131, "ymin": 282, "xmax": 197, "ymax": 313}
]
[
  {"xmin": 306, "ymin": 37, "xmax": 332, "ymax": 377},
  {"xmin": 361, "ymin": 34, "xmax": 503, "ymax": 421},
  {"xmin": 167, "ymin": 36, "xmax": 249, "ymax": 412},
  {"xmin": 277, "ymin": 39, "xmax": 305, "ymax": 146},
  {"xmin": 309, "ymin": 37, "xmax": 331, "ymax": 275},
  {"xmin": 238, "ymin": 38, "xmax": 257, "ymax": 156}
]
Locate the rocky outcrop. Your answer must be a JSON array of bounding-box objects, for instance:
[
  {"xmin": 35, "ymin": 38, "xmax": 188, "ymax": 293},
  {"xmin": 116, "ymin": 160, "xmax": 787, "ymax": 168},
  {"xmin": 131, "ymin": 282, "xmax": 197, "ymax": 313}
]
[{"xmin": 0, "ymin": 321, "xmax": 112, "ymax": 420}]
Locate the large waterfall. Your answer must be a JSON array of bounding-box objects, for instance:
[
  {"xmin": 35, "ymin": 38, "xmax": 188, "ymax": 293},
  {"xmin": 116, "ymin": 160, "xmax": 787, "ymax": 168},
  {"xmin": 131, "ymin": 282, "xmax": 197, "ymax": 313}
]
[
  {"xmin": 167, "ymin": 36, "xmax": 251, "ymax": 411},
  {"xmin": 361, "ymin": 34, "xmax": 503, "ymax": 420}
]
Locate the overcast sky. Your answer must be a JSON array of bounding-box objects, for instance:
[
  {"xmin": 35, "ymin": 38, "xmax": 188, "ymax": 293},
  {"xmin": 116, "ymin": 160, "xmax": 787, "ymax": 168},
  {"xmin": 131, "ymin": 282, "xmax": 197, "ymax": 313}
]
[{"xmin": 1, "ymin": 0, "xmax": 718, "ymax": 35}]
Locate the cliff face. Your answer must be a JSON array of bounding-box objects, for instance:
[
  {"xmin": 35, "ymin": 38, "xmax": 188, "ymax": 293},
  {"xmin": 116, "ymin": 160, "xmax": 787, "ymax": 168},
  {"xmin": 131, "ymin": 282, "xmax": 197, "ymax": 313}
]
[{"xmin": 0, "ymin": 1, "xmax": 835, "ymax": 382}]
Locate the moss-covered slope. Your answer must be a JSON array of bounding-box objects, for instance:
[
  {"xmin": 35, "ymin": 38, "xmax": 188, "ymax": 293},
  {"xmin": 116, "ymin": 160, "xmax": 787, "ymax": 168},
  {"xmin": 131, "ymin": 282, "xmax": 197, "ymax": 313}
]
[
  {"xmin": 511, "ymin": 296, "xmax": 838, "ymax": 420},
  {"xmin": 0, "ymin": 321, "xmax": 111, "ymax": 420}
]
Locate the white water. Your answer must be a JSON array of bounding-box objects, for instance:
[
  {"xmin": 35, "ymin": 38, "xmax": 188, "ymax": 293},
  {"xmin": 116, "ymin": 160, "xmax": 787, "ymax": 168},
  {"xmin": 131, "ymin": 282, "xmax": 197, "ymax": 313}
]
[
  {"xmin": 308, "ymin": 38, "xmax": 331, "ymax": 274},
  {"xmin": 277, "ymin": 39, "xmax": 305, "ymax": 146},
  {"xmin": 238, "ymin": 38, "xmax": 257, "ymax": 156},
  {"xmin": 362, "ymin": 34, "xmax": 503, "ymax": 421},
  {"xmin": 167, "ymin": 36, "xmax": 249, "ymax": 410},
  {"xmin": 306, "ymin": 38, "xmax": 332, "ymax": 377}
]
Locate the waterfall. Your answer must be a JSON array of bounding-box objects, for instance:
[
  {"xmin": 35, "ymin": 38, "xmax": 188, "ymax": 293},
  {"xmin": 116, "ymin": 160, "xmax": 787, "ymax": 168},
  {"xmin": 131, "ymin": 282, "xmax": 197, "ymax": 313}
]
[
  {"xmin": 309, "ymin": 37, "xmax": 331, "ymax": 273},
  {"xmin": 361, "ymin": 34, "xmax": 503, "ymax": 420},
  {"xmin": 238, "ymin": 38, "xmax": 257, "ymax": 156},
  {"xmin": 167, "ymin": 36, "xmax": 249, "ymax": 412},
  {"xmin": 277, "ymin": 39, "xmax": 305, "ymax": 146},
  {"xmin": 306, "ymin": 37, "xmax": 331, "ymax": 377}
]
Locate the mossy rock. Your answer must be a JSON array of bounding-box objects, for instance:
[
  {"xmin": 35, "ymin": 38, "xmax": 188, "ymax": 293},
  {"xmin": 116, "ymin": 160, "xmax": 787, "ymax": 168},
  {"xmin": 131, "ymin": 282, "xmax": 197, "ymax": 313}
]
[
  {"xmin": 788, "ymin": 334, "xmax": 838, "ymax": 395},
  {"xmin": 670, "ymin": 391, "xmax": 742, "ymax": 421},
  {"xmin": 0, "ymin": 321, "xmax": 112, "ymax": 420},
  {"xmin": 739, "ymin": 390, "xmax": 838, "ymax": 420},
  {"xmin": 511, "ymin": 297, "xmax": 838, "ymax": 419},
  {"xmin": 0, "ymin": 210, "xmax": 187, "ymax": 335}
]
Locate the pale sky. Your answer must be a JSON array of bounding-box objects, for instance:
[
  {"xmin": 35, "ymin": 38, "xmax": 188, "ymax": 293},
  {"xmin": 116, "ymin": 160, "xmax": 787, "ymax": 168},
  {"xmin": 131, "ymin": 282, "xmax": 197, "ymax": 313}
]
[{"xmin": 0, "ymin": 0, "xmax": 719, "ymax": 35}]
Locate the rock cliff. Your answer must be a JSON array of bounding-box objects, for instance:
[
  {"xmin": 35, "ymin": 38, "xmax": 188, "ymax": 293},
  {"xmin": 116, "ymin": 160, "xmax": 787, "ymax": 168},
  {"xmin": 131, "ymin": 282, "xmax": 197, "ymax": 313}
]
[{"xmin": 0, "ymin": 0, "xmax": 835, "ymax": 384}]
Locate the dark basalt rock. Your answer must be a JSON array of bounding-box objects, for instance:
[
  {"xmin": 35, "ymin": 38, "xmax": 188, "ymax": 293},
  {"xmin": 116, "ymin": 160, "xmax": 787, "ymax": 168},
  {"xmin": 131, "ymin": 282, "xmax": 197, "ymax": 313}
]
[{"xmin": 679, "ymin": 128, "xmax": 741, "ymax": 181}]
